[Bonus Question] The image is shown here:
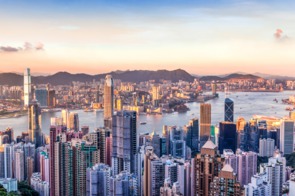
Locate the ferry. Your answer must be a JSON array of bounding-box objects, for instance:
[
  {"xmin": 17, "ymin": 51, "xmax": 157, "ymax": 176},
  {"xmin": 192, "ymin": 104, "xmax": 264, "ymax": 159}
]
[
  {"xmin": 84, "ymin": 108, "xmax": 94, "ymax": 112},
  {"xmin": 140, "ymin": 122, "xmax": 147, "ymax": 125}
]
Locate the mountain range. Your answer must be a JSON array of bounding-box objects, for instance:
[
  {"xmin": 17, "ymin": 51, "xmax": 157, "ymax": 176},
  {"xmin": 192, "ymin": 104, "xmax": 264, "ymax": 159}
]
[{"xmin": 0, "ymin": 69, "xmax": 293, "ymax": 86}]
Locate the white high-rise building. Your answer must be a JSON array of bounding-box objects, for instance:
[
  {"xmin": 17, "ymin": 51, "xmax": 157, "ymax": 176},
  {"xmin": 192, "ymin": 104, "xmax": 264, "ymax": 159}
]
[
  {"xmin": 61, "ymin": 109, "xmax": 69, "ymax": 127},
  {"xmin": 260, "ymin": 150, "xmax": 286, "ymax": 196},
  {"xmin": 244, "ymin": 172, "xmax": 272, "ymax": 196},
  {"xmin": 280, "ymin": 119, "xmax": 295, "ymax": 155},
  {"xmin": 24, "ymin": 68, "xmax": 32, "ymax": 107},
  {"xmin": 259, "ymin": 138, "xmax": 275, "ymax": 157}
]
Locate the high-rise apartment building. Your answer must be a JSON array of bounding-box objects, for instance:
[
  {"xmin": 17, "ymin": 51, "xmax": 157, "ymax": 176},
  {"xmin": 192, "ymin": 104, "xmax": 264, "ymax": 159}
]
[
  {"xmin": 244, "ymin": 172, "xmax": 271, "ymax": 196},
  {"xmin": 259, "ymin": 138, "xmax": 275, "ymax": 157},
  {"xmin": 103, "ymin": 75, "xmax": 114, "ymax": 128},
  {"xmin": 14, "ymin": 149, "xmax": 25, "ymax": 181},
  {"xmin": 109, "ymin": 171, "xmax": 138, "ymax": 195},
  {"xmin": 4, "ymin": 143, "xmax": 13, "ymax": 178},
  {"xmin": 224, "ymin": 149, "xmax": 257, "ymax": 186},
  {"xmin": 280, "ymin": 119, "xmax": 294, "ymax": 154},
  {"xmin": 86, "ymin": 163, "xmax": 111, "ymax": 196},
  {"xmin": 193, "ymin": 140, "xmax": 224, "ymax": 196},
  {"xmin": 24, "ymin": 68, "xmax": 32, "ymax": 107},
  {"xmin": 218, "ymin": 121, "xmax": 237, "ymax": 153},
  {"xmin": 224, "ymin": 98, "xmax": 234, "ymax": 122},
  {"xmin": 112, "ymin": 110, "xmax": 137, "ymax": 175},
  {"xmin": 200, "ymin": 103, "xmax": 211, "ymax": 148},
  {"xmin": 209, "ymin": 164, "xmax": 243, "ymax": 196},
  {"xmin": 28, "ymin": 100, "xmax": 43, "ymax": 147}
]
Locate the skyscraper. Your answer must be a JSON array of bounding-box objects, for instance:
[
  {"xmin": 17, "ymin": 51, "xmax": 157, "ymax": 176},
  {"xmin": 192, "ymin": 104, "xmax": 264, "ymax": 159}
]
[
  {"xmin": 209, "ymin": 164, "xmax": 243, "ymax": 196},
  {"xmin": 112, "ymin": 110, "xmax": 137, "ymax": 175},
  {"xmin": 28, "ymin": 100, "xmax": 43, "ymax": 147},
  {"xmin": 24, "ymin": 68, "xmax": 32, "ymax": 107},
  {"xmin": 259, "ymin": 138, "xmax": 275, "ymax": 157},
  {"xmin": 218, "ymin": 121, "xmax": 237, "ymax": 153},
  {"xmin": 35, "ymin": 88, "xmax": 48, "ymax": 107},
  {"xmin": 103, "ymin": 75, "xmax": 114, "ymax": 129},
  {"xmin": 14, "ymin": 149, "xmax": 25, "ymax": 181},
  {"xmin": 61, "ymin": 109, "xmax": 69, "ymax": 128},
  {"xmin": 193, "ymin": 140, "xmax": 224, "ymax": 196},
  {"xmin": 200, "ymin": 103, "xmax": 211, "ymax": 148},
  {"xmin": 86, "ymin": 163, "xmax": 111, "ymax": 196},
  {"xmin": 47, "ymin": 89, "xmax": 56, "ymax": 107},
  {"xmin": 143, "ymin": 146, "xmax": 164, "ymax": 196},
  {"xmin": 185, "ymin": 118, "xmax": 199, "ymax": 155},
  {"xmin": 224, "ymin": 98, "xmax": 234, "ymax": 122},
  {"xmin": 68, "ymin": 112, "xmax": 79, "ymax": 132},
  {"xmin": 279, "ymin": 119, "xmax": 294, "ymax": 155},
  {"xmin": 244, "ymin": 172, "xmax": 271, "ymax": 196}
]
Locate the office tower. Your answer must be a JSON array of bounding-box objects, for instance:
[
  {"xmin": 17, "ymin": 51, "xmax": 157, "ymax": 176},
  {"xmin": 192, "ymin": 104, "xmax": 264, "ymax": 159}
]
[
  {"xmin": 61, "ymin": 109, "xmax": 69, "ymax": 127},
  {"xmin": 218, "ymin": 122, "xmax": 237, "ymax": 153},
  {"xmin": 109, "ymin": 171, "xmax": 138, "ymax": 195},
  {"xmin": 135, "ymin": 146, "xmax": 145, "ymax": 196},
  {"xmin": 14, "ymin": 149, "xmax": 25, "ymax": 181},
  {"xmin": 185, "ymin": 118, "xmax": 199, "ymax": 155},
  {"xmin": 290, "ymin": 111, "xmax": 295, "ymax": 120},
  {"xmin": 47, "ymin": 89, "xmax": 56, "ymax": 107},
  {"xmin": 81, "ymin": 126, "xmax": 89, "ymax": 136},
  {"xmin": 86, "ymin": 163, "xmax": 111, "ymax": 196},
  {"xmin": 35, "ymin": 88, "xmax": 48, "ymax": 107},
  {"xmin": 211, "ymin": 81, "xmax": 217, "ymax": 96},
  {"xmin": 24, "ymin": 68, "xmax": 32, "ymax": 107},
  {"xmin": 259, "ymin": 138, "xmax": 275, "ymax": 157},
  {"xmin": 236, "ymin": 117, "xmax": 246, "ymax": 132},
  {"xmin": 28, "ymin": 100, "xmax": 43, "ymax": 147},
  {"xmin": 112, "ymin": 110, "xmax": 137, "ymax": 175},
  {"xmin": 246, "ymin": 123, "xmax": 260, "ymax": 153},
  {"xmin": 224, "ymin": 149, "xmax": 257, "ymax": 186},
  {"xmin": 115, "ymin": 97, "xmax": 123, "ymax": 111},
  {"xmin": 0, "ymin": 146, "xmax": 4, "ymax": 178},
  {"xmin": 169, "ymin": 127, "xmax": 186, "ymax": 158},
  {"xmin": 177, "ymin": 161, "xmax": 191, "ymax": 196},
  {"xmin": 68, "ymin": 112, "xmax": 79, "ymax": 132},
  {"xmin": 224, "ymin": 98, "xmax": 234, "ymax": 122},
  {"xmin": 280, "ymin": 119, "xmax": 294, "ymax": 154},
  {"xmin": 200, "ymin": 103, "xmax": 211, "ymax": 148},
  {"xmin": 152, "ymin": 85, "xmax": 160, "ymax": 106},
  {"xmin": 151, "ymin": 133, "xmax": 161, "ymax": 157},
  {"xmin": 209, "ymin": 164, "xmax": 243, "ymax": 196},
  {"xmin": 144, "ymin": 146, "xmax": 165, "ymax": 196},
  {"xmin": 244, "ymin": 172, "xmax": 271, "ymax": 196},
  {"xmin": 4, "ymin": 144, "xmax": 13, "ymax": 178},
  {"xmin": 72, "ymin": 139, "xmax": 98, "ymax": 196},
  {"xmin": 103, "ymin": 75, "xmax": 114, "ymax": 128},
  {"xmin": 260, "ymin": 150, "xmax": 286, "ymax": 196},
  {"xmin": 50, "ymin": 117, "xmax": 63, "ymax": 126},
  {"xmin": 193, "ymin": 140, "xmax": 224, "ymax": 196},
  {"xmin": 30, "ymin": 173, "xmax": 50, "ymax": 196}
]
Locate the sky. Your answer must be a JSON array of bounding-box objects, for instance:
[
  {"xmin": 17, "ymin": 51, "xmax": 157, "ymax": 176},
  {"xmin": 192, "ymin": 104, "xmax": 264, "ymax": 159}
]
[{"xmin": 0, "ymin": 0, "xmax": 295, "ymax": 76}]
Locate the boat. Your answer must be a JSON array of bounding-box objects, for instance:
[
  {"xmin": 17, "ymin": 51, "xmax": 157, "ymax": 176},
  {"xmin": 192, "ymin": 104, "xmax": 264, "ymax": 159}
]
[
  {"xmin": 140, "ymin": 122, "xmax": 147, "ymax": 125},
  {"xmin": 84, "ymin": 108, "xmax": 94, "ymax": 112}
]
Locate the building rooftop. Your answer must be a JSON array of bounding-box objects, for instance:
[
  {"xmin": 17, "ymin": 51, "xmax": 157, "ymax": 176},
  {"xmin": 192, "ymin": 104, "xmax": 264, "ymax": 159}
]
[
  {"xmin": 222, "ymin": 164, "xmax": 234, "ymax": 173},
  {"xmin": 202, "ymin": 140, "xmax": 217, "ymax": 149}
]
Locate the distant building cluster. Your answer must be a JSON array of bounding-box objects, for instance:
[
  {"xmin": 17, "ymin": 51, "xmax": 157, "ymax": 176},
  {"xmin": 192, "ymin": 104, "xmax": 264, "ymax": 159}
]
[{"xmin": 0, "ymin": 69, "xmax": 295, "ymax": 195}]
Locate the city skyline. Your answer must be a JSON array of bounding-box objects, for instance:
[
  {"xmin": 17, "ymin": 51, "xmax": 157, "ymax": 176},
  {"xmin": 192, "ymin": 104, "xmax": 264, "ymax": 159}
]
[{"xmin": 0, "ymin": 0, "xmax": 295, "ymax": 76}]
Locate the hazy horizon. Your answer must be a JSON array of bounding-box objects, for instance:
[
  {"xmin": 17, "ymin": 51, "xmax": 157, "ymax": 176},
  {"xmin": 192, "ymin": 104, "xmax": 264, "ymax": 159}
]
[{"xmin": 1, "ymin": 0, "xmax": 295, "ymax": 76}]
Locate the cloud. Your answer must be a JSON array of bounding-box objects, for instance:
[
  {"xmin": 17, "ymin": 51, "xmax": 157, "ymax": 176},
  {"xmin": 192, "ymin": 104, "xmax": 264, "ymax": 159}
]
[
  {"xmin": 274, "ymin": 29, "xmax": 290, "ymax": 42},
  {"xmin": 0, "ymin": 42, "xmax": 45, "ymax": 52}
]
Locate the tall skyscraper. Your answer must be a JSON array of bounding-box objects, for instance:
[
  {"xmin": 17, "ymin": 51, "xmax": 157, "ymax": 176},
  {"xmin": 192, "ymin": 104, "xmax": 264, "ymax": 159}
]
[
  {"xmin": 24, "ymin": 68, "xmax": 32, "ymax": 107},
  {"xmin": 209, "ymin": 164, "xmax": 243, "ymax": 196},
  {"xmin": 211, "ymin": 81, "xmax": 217, "ymax": 96},
  {"xmin": 185, "ymin": 118, "xmax": 199, "ymax": 155},
  {"xmin": 47, "ymin": 89, "xmax": 56, "ymax": 107},
  {"xmin": 4, "ymin": 144, "xmax": 13, "ymax": 178},
  {"xmin": 28, "ymin": 100, "xmax": 43, "ymax": 147},
  {"xmin": 61, "ymin": 109, "xmax": 69, "ymax": 128},
  {"xmin": 143, "ymin": 146, "xmax": 164, "ymax": 196},
  {"xmin": 224, "ymin": 98, "xmax": 234, "ymax": 122},
  {"xmin": 193, "ymin": 140, "xmax": 224, "ymax": 196},
  {"xmin": 218, "ymin": 121, "xmax": 237, "ymax": 153},
  {"xmin": 112, "ymin": 110, "xmax": 137, "ymax": 175},
  {"xmin": 86, "ymin": 163, "xmax": 111, "ymax": 196},
  {"xmin": 260, "ymin": 150, "xmax": 286, "ymax": 196},
  {"xmin": 68, "ymin": 112, "xmax": 79, "ymax": 132},
  {"xmin": 152, "ymin": 85, "xmax": 160, "ymax": 106},
  {"xmin": 280, "ymin": 119, "xmax": 294, "ymax": 155},
  {"xmin": 103, "ymin": 75, "xmax": 114, "ymax": 128},
  {"xmin": 200, "ymin": 103, "xmax": 211, "ymax": 148},
  {"xmin": 35, "ymin": 88, "xmax": 48, "ymax": 107},
  {"xmin": 14, "ymin": 149, "xmax": 25, "ymax": 181},
  {"xmin": 224, "ymin": 149, "xmax": 257, "ymax": 186}
]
